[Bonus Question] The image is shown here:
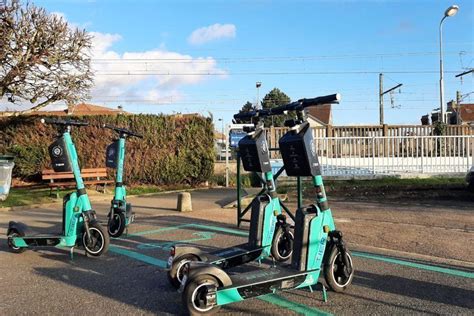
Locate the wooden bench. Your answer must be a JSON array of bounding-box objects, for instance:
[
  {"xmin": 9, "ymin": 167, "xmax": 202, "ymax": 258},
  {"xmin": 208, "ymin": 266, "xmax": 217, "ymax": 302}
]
[{"xmin": 42, "ymin": 168, "xmax": 114, "ymax": 198}]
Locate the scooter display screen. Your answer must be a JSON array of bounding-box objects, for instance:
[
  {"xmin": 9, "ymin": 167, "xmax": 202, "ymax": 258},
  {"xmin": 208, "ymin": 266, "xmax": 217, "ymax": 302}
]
[
  {"xmin": 48, "ymin": 137, "xmax": 72, "ymax": 172},
  {"xmin": 106, "ymin": 140, "xmax": 119, "ymax": 169}
]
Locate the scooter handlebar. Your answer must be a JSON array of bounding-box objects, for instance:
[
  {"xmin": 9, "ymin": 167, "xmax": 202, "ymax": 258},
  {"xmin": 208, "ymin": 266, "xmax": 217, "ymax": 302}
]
[
  {"xmin": 270, "ymin": 93, "xmax": 341, "ymax": 115},
  {"xmin": 299, "ymin": 93, "xmax": 341, "ymax": 107},
  {"xmin": 41, "ymin": 118, "xmax": 89, "ymax": 127},
  {"xmin": 102, "ymin": 124, "xmax": 143, "ymax": 138},
  {"xmin": 233, "ymin": 108, "xmax": 271, "ymax": 121}
]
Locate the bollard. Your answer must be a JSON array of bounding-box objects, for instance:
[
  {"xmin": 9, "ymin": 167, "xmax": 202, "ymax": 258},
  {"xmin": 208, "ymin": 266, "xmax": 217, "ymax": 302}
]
[{"xmin": 177, "ymin": 192, "xmax": 192, "ymax": 212}]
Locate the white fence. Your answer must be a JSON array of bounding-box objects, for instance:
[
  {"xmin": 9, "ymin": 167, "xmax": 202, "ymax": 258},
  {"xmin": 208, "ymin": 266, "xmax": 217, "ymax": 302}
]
[{"xmin": 270, "ymin": 135, "xmax": 474, "ymax": 177}]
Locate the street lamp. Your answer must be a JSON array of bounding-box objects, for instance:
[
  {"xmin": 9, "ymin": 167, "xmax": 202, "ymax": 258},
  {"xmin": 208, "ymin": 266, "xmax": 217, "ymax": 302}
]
[
  {"xmin": 439, "ymin": 4, "xmax": 459, "ymax": 123},
  {"xmin": 256, "ymin": 82, "xmax": 262, "ymax": 110},
  {"xmin": 217, "ymin": 118, "xmax": 224, "ymax": 160}
]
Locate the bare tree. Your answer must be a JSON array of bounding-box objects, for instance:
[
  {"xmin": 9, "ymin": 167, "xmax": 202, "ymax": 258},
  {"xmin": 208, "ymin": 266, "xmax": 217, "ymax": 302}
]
[{"xmin": 0, "ymin": 0, "xmax": 93, "ymax": 114}]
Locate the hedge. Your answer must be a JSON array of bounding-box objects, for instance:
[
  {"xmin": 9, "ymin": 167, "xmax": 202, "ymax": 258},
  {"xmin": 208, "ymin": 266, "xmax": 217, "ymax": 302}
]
[{"xmin": 0, "ymin": 114, "xmax": 215, "ymax": 185}]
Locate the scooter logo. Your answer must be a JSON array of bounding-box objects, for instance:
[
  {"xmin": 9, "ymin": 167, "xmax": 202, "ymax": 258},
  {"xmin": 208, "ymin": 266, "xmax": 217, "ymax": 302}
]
[
  {"xmin": 261, "ymin": 141, "xmax": 268, "ymax": 153},
  {"xmin": 52, "ymin": 146, "xmax": 63, "ymax": 157}
]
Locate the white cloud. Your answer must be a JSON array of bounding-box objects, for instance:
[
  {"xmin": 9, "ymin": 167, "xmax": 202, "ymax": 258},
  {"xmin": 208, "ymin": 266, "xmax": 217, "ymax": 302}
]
[
  {"xmin": 89, "ymin": 31, "xmax": 227, "ymax": 107},
  {"xmin": 188, "ymin": 23, "xmax": 236, "ymax": 45}
]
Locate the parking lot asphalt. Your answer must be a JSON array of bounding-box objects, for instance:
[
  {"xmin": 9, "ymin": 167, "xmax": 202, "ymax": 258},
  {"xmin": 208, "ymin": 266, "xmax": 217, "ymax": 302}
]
[{"xmin": 0, "ymin": 188, "xmax": 473, "ymax": 315}]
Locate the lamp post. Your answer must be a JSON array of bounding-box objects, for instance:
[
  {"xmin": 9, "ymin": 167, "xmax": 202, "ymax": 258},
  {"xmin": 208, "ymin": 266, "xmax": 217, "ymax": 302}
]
[
  {"xmin": 439, "ymin": 4, "xmax": 459, "ymax": 123},
  {"xmin": 256, "ymin": 82, "xmax": 262, "ymax": 110},
  {"xmin": 218, "ymin": 118, "xmax": 224, "ymax": 160}
]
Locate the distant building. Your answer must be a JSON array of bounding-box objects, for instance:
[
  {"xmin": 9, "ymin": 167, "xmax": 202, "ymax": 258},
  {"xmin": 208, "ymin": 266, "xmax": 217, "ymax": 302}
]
[
  {"xmin": 305, "ymin": 104, "xmax": 332, "ymax": 127},
  {"xmin": 451, "ymin": 103, "xmax": 474, "ymax": 125},
  {"xmin": 0, "ymin": 103, "xmax": 127, "ymax": 116},
  {"xmin": 37, "ymin": 103, "xmax": 127, "ymax": 116}
]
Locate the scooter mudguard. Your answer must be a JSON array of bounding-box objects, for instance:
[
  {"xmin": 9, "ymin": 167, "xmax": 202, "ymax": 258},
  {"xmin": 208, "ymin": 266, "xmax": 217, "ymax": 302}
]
[
  {"xmin": 7, "ymin": 221, "xmax": 30, "ymax": 236},
  {"xmin": 186, "ymin": 262, "xmax": 233, "ymax": 288},
  {"xmin": 7, "ymin": 221, "xmax": 29, "ymax": 248},
  {"xmin": 168, "ymin": 245, "xmax": 209, "ymax": 268}
]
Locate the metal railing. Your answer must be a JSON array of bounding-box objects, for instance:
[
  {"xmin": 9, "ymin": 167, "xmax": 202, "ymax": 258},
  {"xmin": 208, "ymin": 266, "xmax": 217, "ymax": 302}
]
[{"xmin": 314, "ymin": 135, "xmax": 474, "ymax": 176}]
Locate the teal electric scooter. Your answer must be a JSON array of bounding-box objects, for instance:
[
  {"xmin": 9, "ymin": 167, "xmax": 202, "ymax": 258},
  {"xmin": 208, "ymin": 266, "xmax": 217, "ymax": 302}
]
[
  {"xmin": 180, "ymin": 94, "xmax": 354, "ymax": 315},
  {"xmin": 167, "ymin": 109, "xmax": 294, "ymax": 288},
  {"xmin": 7, "ymin": 118, "xmax": 110, "ymax": 257},
  {"xmin": 103, "ymin": 124, "xmax": 143, "ymax": 238}
]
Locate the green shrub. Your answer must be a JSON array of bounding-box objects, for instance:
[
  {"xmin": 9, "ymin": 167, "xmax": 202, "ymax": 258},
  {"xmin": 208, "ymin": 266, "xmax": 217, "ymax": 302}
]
[{"xmin": 0, "ymin": 114, "xmax": 215, "ymax": 185}]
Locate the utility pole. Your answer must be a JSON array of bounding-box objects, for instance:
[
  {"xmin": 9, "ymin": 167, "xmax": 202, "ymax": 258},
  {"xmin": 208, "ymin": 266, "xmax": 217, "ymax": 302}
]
[
  {"xmin": 454, "ymin": 69, "xmax": 474, "ymax": 125},
  {"xmin": 379, "ymin": 73, "xmax": 383, "ymax": 125},
  {"xmin": 379, "ymin": 73, "xmax": 403, "ymax": 125}
]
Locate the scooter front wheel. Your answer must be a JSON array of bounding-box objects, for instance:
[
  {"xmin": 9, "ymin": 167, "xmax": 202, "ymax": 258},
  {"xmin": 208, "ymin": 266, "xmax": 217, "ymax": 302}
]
[
  {"xmin": 324, "ymin": 246, "xmax": 354, "ymax": 292},
  {"xmin": 168, "ymin": 254, "xmax": 200, "ymax": 289},
  {"xmin": 83, "ymin": 221, "xmax": 110, "ymax": 257},
  {"xmin": 183, "ymin": 274, "xmax": 220, "ymax": 315},
  {"xmin": 271, "ymin": 227, "xmax": 294, "ymax": 262},
  {"xmin": 108, "ymin": 211, "xmax": 126, "ymax": 238},
  {"xmin": 7, "ymin": 229, "xmax": 25, "ymax": 254}
]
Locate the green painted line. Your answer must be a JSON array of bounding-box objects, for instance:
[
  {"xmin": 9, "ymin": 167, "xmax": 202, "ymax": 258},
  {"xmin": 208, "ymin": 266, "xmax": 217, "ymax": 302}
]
[
  {"xmin": 127, "ymin": 224, "xmax": 192, "ymax": 237},
  {"xmin": 353, "ymin": 251, "xmax": 474, "ymax": 279},
  {"xmin": 127, "ymin": 225, "xmax": 474, "ymax": 279},
  {"xmin": 258, "ymin": 294, "xmax": 332, "ymax": 316},
  {"xmin": 109, "ymin": 245, "xmax": 167, "ymax": 268},
  {"xmin": 191, "ymin": 224, "xmax": 248, "ymax": 237}
]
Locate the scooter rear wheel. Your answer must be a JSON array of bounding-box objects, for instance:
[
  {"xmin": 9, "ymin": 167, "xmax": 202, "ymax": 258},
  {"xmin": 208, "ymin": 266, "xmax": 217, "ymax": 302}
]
[
  {"xmin": 183, "ymin": 274, "xmax": 220, "ymax": 315},
  {"xmin": 83, "ymin": 221, "xmax": 110, "ymax": 257},
  {"xmin": 271, "ymin": 227, "xmax": 294, "ymax": 262},
  {"xmin": 108, "ymin": 212, "xmax": 126, "ymax": 238},
  {"xmin": 7, "ymin": 229, "xmax": 25, "ymax": 254},
  {"xmin": 324, "ymin": 246, "xmax": 354, "ymax": 292},
  {"xmin": 168, "ymin": 254, "xmax": 199, "ymax": 289}
]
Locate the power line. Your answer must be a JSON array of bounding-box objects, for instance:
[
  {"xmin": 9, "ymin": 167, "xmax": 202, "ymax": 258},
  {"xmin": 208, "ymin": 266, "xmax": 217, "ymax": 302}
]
[
  {"xmin": 94, "ymin": 70, "xmax": 463, "ymax": 76},
  {"xmin": 90, "ymin": 51, "xmax": 474, "ymax": 63}
]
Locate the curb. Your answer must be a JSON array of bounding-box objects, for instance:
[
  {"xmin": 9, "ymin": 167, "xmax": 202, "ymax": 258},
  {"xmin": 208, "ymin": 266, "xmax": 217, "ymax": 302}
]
[{"xmin": 0, "ymin": 187, "xmax": 204, "ymax": 212}]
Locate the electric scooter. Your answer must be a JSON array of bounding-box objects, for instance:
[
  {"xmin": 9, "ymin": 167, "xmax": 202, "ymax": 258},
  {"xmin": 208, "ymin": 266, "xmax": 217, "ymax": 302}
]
[
  {"xmin": 167, "ymin": 109, "xmax": 294, "ymax": 288},
  {"xmin": 180, "ymin": 94, "xmax": 355, "ymax": 315},
  {"xmin": 7, "ymin": 118, "xmax": 110, "ymax": 257},
  {"xmin": 103, "ymin": 124, "xmax": 143, "ymax": 238}
]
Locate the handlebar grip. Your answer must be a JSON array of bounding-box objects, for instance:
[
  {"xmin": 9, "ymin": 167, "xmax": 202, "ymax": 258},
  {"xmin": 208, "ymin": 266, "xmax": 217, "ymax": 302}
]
[
  {"xmin": 233, "ymin": 111, "xmax": 257, "ymax": 120},
  {"xmin": 300, "ymin": 93, "xmax": 341, "ymax": 107},
  {"xmin": 129, "ymin": 131, "xmax": 143, "ymax": 138},
  {"xmin": 103, "ymin": 124, "xmax": 143, "ymax": 138},
  {"xmin": 270, "ymin": 101, "xmax": 301, "ymax": 115}
]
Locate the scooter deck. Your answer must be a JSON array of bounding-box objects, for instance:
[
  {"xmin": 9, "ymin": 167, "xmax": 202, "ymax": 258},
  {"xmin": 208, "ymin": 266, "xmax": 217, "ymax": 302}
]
[
  {"xmin": 19, "ymin": 235, "xmax": 63, "ymax": 247},
  {"xmin": 220, "ymin": 265, "xmax": 318, "ymax": 300},
  {"xmin": 207, "ymin": 243, "xmax": 264, "ymax": 269}
]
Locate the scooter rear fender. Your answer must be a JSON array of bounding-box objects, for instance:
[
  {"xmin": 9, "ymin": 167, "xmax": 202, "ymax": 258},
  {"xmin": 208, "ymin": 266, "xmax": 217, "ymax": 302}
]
[
  {"xmin": 173, "ymin": 244, "xmax": 209, "ymax": 261},
  {"xmin": 7, "ymin": 221, "xmax": 30, "ymax": 236},
  {"xmin": 187, "ymin": 262, "xmax": 233, "ymax": 287}
]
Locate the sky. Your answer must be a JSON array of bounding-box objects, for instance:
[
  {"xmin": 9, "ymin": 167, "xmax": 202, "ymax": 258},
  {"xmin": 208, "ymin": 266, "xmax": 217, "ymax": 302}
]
[{"xmin": 2, "ymin": 0, "xmax": 473, "ymax": 128}]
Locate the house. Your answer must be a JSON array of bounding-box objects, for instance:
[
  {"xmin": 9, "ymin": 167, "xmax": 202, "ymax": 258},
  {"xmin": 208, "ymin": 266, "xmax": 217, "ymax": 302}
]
[
  {"xmin": 451, "ymin": 103, "xmax": 474, "ymax": 125},
  {"xmin": 0, "ymin": 103, "xmax": 126, "ymax": 116},
  {"xmin": 305, "ymin": 104, "xmax": 332, "ymax": 127},
  {"xmin": 214, "ymin": 130, "xmax": 229, "ymax": 160},
  {"xmin": 35, "ymin": 103, "xmax": 127, "ymax": 116}
]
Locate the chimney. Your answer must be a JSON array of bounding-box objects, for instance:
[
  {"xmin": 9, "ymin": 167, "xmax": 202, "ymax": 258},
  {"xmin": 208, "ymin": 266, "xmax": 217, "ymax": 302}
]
[{"xmin": 66, "ymin": 103, "xmax": 75, "ymax": 115}]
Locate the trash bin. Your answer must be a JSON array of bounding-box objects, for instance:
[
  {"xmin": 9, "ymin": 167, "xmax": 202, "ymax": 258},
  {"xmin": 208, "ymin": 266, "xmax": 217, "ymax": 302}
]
[{"xmin": 0, "ymin": 155, "xmax": 15, "ymax": 201}]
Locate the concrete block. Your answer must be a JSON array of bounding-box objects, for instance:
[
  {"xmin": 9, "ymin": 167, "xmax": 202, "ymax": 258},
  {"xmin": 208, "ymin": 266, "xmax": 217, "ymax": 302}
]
[{"xmin": 177, "ymin": 192, "xmax": 192, "ymax": 212}]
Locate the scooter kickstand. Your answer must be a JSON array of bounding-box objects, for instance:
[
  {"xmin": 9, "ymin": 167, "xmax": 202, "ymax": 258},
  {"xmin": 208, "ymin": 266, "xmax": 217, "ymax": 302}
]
[
  {"xmin": 322, "ymin": 284, "xmax": 328, "ymax": 303},
  {"xmin": 69, "ymin": 246, "xmax": 75, "ymax": 260}
]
